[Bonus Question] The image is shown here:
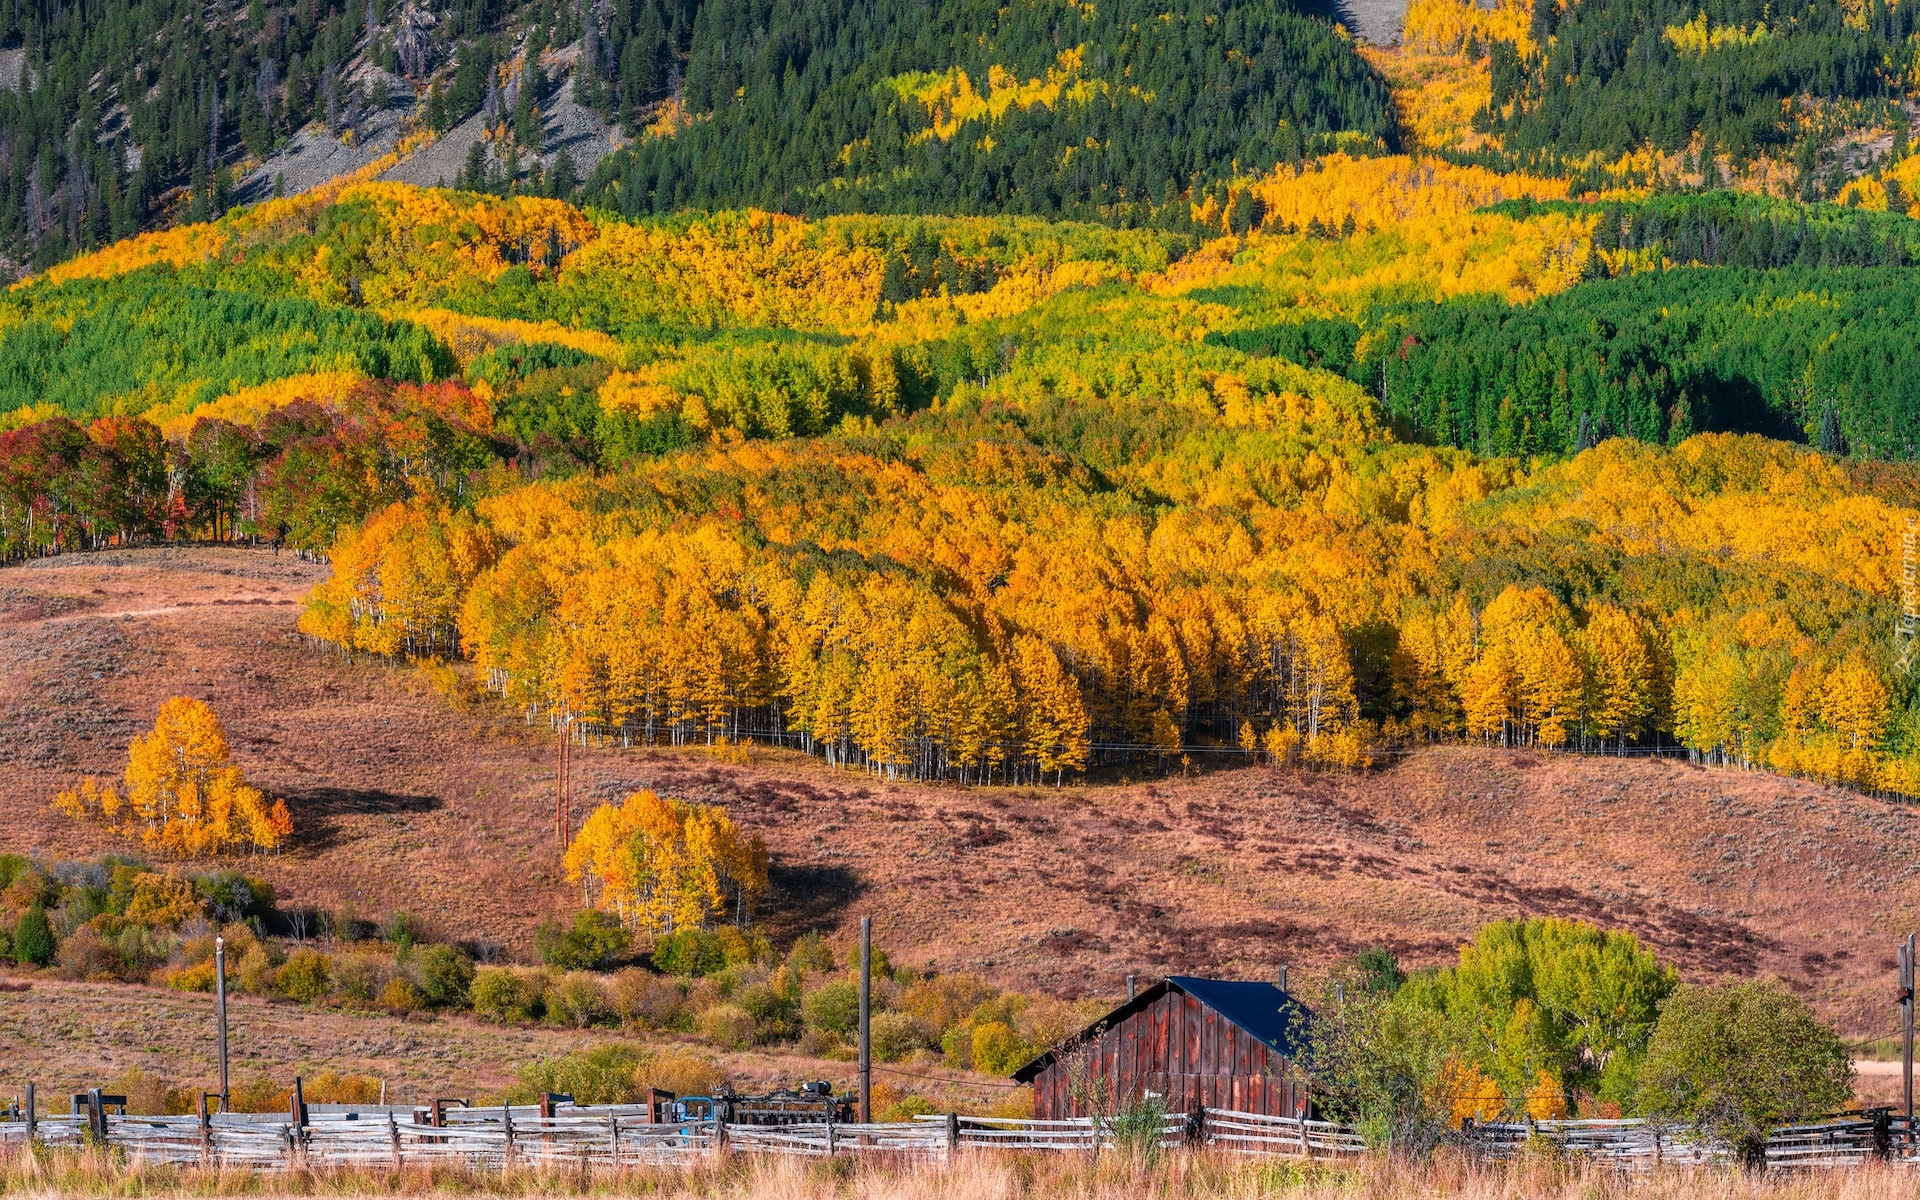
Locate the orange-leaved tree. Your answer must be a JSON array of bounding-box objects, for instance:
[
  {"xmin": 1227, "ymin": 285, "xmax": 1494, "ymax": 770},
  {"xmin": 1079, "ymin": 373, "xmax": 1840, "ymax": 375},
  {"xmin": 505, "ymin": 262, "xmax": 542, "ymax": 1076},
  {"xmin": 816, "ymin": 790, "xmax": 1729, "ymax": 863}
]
[
  {"xmin": 106, "ymin": 698, "xmax": 291, "ymax": 856},
  {"xmin": 563, "ymin": 790, "xmax": 768, "ymax": 938}
]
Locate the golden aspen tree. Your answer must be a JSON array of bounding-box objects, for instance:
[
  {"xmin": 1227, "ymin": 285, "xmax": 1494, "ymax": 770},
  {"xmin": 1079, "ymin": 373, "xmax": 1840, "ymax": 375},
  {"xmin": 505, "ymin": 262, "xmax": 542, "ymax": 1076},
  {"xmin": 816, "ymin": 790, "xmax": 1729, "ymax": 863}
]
[
  {"xmin": 1012, "ymin": 635, "xmax": 1091, "ymax": 784},
  {"xmin": 1512, "ymin": 623, "xmax": 1585, "ymax": 748},
  {"xmin": 1462, "ymin": 645, "xmax": 1517, "ymax": 743},
  {"xmin": 1822, "ymin": 655, "xmax": 1891, "ymax": 753},
  {"xmin": 1580, "ymin": 604, "xmax": 1655, "ymax": 750},
  {"xmin": 563, "ymin": 790, "xmax": 768, "ymax": 937},
  {"xmin": 112, "ymin": 698, "xmax": 286, "ymax": 856}
]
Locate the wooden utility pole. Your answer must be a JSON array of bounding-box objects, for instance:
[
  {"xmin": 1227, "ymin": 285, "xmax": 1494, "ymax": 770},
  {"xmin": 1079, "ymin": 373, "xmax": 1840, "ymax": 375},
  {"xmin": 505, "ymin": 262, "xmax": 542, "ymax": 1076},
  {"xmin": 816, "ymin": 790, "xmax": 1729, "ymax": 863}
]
[
  {"xmin": 858, "ymin": 917, "xmax": 872, "ymax": 1124},
  {"xmin": 1902, "ymin": 933, "xmax": 1915, "ymax": 1136},
  {"xmin": 214, "ymin": 936, "xmax": 230, "ymax": 1112}
]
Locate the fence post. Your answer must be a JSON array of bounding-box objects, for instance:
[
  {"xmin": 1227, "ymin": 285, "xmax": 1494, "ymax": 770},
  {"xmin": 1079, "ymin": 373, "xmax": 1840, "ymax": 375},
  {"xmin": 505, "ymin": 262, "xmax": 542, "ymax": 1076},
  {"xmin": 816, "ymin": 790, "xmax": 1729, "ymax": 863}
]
[
  {"xmin": 87, "ymin": 1088, "xmax": 105, "ymax": 1145},
  {"xmin": 198, "ymin": 1092, "xmax": 212, "ymax": 1169},
  {"xmin": 858, "ymin": 917, "xmax": 872, "ymax": 1125},
  {"xmin": 22, "ymin": 1083, "xmax": 32, "ymax": 1145},
  {"xmin": 502, "ymin": 1103, "xmax": 516, "ymax": 1167},
  {"xmin": 608, "ymin": 1111, "xmax": 620, "ymax": 1167},
  {"xmin": 1187, "ymin": 1106, "xmax": 1205, "ymax": 1149},
  {"xmin": 390, "ymin": 1111, "xmax": 402, "ymax": 1172},
  {"xmin": 290, "ymin": 1076, "xmax": 307, "ymax": 1170},
  {"xmin": 946, "ymin": 1112, "xmax": 959, "ymax": 1156}
]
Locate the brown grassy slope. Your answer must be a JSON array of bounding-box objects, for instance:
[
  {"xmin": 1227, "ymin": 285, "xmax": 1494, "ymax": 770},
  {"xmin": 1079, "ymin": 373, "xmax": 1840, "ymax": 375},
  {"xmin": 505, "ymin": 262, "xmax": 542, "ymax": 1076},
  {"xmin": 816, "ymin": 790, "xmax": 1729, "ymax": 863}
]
[
  {"xmin": 0, "ymin": 547, "xmax": 1912, "ymax": 1035},
  {"xmin": 0, "ymin": 975, "xmax": 1003, "ymax": 1109}
]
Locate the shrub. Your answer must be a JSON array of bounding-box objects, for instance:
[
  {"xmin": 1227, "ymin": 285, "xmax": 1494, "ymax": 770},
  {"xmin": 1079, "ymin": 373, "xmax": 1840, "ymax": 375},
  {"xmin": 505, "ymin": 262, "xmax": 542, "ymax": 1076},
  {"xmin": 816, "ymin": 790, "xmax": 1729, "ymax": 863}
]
[
  {"xmin": 871, "ymin": 1010, "xmax": 928, "ymax": 1062},
  {"xmin": 878, "ymin": 1093, "xmax": 935, "ymax": 1122},
  {"xmin": 380, "ymin": 976, "xmax": 421, "ymax": 1015},
  {"xmin": 1305, "ymin": 984, "xmax": 1451, "ymax": 1155},
  {"xmin": 278, "ymin": 949, "xmax": 333, "ymax": 1002},
  {"xmin": 803, "ymin": 980, "xmax": 860, "ymax": 1035},
  {"xmin": 123, "ymin": 873, "xmax": 202, "ymax": 927},
  {"xmin": 333, "ymin": 952, "xmax": 388, "ymax": 1003},
  {"xmin": 788, "ymin": 930, "xmax": 834, "ymax": 973},
  {"xmin": 417, "ymin": 943, "xmax": 475, "ymax": 1007},
  {"xmin": 696, "ymin": 1002, "xmax": 757, "ymax": 1050},
  {"xmin": 1635, "ymin": 980, "xmax": 1853, "ymax": 1161},
  {"xmin": 799, "ymin": 1026, "xmax": 847, "ymax": 1058},
  {"xmin": 738, "ymin": 969, "xmax": 802, "ymax": 1039},
  {"xmin": 471, "ymin": 967, "xmax": 543, "ymax": 1023},
  {"xmin": 970, "ymin": 1021, "xmax": 1035, "ymax": 1075},
  {"xmin": 641, "ymin": 1049, "xmax": 723, "ymax": 1098},
  {"xmin": 109, "ymin": 1068, "xmax": 194, "ymax": 1116},
  {"xmin": 13, "ymin": 901, "xmax": 52, "ymax": 966},
  {"xmin": 537, "ymin": 910, "xmax": 632, "ymax": 970},
  {"xmin": 651, "ymin": 926, "xmax": 763, "ymax": 976},
  {"xmin": 1014, "ymin": 997, "xmax": 1084, "ymax": 1052},
  {"xmin": 229, "ymin": 1076, "xmax": 291, "ymax": 1113},
  {"xmin": 903, "ymin": 973, "xmax": 997, "ymax": 1042},
  {"xmin": 0, "ymin": 921, "xmax": 14, "ymax": 961},
  {"xmin": 194, "ymin": 870, "xmax": 274, "ymax": 923},
  {"xmin": 167, "ymin": 960, "xmax": 217, "ymax": 992},
  {"xmin": 611, "ymin": 968, "xmax": 688, "ymax": 1029},
  {"xmin": 511, "ymin": 1043, "xmax": 648, "ymax": 1105},
  {"xmin": 651, "ymin": 928, "xmax": 727, "ymax": 976},
  {"xmin": 55, "ymin": 925, "xmax": 120, "ymax": 979},
  {"xmin": 548, "ymin": 972, "xmax": 610, "ymax": 1028},
  {"xmin": 941, "ymin": 1025, "xmax": 972, "ymax": 1070},
  {"xmin": 235, "ymin": 943, "xmax": 278, "ymax": 993}
]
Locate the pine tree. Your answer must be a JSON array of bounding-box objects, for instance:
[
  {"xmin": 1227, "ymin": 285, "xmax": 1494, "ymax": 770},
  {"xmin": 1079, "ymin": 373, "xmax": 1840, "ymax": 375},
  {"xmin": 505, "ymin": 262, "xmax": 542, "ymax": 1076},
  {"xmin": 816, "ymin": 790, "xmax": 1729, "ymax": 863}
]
[
  {"xmin": 12, "ymin": 902, "xmax": 53, "ymax": 967},
  {"xmin": 1818, "ymin": 403, "xmax": 1843, "ymax": 455}
]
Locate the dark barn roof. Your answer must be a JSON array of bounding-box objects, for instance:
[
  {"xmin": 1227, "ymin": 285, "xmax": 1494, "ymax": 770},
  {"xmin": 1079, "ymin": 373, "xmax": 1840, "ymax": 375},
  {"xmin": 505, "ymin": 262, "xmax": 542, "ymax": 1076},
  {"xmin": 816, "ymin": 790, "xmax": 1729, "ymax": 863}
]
[{"xmin": 1011, "ymin": 975, "xmax": 1310, "ymax": 1083}]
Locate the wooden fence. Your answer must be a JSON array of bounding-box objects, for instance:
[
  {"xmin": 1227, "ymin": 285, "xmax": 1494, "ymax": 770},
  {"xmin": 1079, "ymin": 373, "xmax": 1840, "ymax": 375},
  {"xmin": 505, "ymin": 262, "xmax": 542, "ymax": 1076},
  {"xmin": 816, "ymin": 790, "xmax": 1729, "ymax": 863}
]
[
  {"xmin": 1468, "ymin": 1112, "xmax": 1915, "ymax": 1171},
  {"xmin": 0, "ymin": 1104, "xmax": 1913, "ymax": 1173}
]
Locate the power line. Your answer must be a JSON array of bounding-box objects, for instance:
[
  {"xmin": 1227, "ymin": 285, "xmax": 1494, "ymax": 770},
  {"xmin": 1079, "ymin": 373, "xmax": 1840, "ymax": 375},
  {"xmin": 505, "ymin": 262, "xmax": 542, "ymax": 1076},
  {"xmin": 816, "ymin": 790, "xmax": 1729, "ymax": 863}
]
[{"xmin": 850, "ymin": 1064, "xmax": 1029, "ymax": 1090}]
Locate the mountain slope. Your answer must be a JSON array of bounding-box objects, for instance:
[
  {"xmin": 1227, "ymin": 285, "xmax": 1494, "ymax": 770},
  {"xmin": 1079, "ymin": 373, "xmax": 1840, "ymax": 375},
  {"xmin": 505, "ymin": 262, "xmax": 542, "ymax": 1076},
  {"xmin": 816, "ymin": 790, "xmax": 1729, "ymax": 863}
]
[
  {"xmin": 581, "ymin": 0, "xmax": 1396, "ymax": 220},
  {"xmin": 0, "ymin": 546, "xmax": 1909, "ymax": 1036}
]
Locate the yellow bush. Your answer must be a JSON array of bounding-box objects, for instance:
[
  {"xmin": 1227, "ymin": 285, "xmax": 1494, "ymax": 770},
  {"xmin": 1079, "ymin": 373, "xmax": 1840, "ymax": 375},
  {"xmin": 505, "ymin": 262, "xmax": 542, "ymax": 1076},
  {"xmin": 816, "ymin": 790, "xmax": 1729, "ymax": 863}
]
[{"xmin": 167, "ymin": 960, "xmax": 218, "ymax": 992}]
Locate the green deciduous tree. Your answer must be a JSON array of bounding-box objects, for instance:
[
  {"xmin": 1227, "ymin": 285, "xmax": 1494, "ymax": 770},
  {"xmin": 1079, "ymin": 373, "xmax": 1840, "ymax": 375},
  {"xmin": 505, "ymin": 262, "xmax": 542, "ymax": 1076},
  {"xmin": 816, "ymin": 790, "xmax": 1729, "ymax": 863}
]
[{"xmin": 1635, "ymin": 979, "xmax": 1853, "ymax": 1161}]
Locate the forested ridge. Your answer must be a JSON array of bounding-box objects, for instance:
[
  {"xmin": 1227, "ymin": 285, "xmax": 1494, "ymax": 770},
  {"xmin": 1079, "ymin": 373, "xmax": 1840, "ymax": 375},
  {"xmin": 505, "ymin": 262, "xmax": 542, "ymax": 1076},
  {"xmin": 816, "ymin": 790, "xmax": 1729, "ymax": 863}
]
[{"xmin": 577, "ymin": 0, "xmax": 1397, "ymax": 221}]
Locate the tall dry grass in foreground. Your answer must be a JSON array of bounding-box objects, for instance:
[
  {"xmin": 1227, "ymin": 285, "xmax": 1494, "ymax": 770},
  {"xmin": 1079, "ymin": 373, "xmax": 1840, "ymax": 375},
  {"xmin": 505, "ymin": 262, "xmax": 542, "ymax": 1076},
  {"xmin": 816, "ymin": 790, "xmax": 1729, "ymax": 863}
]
[
  {"xmin": 6, "ymin": 1146, "xmax": 1920, "ymax": 1200},
  {"xmin": 11, "ymin": 1152, "xmax": 1920, "ymax": 1198}
]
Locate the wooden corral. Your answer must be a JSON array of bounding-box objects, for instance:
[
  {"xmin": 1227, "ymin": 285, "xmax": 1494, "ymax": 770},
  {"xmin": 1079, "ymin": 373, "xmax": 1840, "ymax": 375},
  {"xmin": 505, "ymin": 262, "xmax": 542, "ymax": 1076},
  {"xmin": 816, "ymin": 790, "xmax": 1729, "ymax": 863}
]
[{"xmin": 1012, "ymin": 976, "xmax": 1309, "ymax": 1119}]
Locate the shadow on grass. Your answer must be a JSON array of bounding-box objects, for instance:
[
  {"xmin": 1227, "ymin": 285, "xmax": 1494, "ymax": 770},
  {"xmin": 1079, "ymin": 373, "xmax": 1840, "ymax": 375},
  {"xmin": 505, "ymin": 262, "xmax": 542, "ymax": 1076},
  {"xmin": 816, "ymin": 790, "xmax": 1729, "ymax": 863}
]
[
  {"xmin": 761, "ymin": 862, "xmax": 865, "ymax": 946},
  {"xmin": 287, "ymin": 786, "xmax": 444, "ymax": 852}
]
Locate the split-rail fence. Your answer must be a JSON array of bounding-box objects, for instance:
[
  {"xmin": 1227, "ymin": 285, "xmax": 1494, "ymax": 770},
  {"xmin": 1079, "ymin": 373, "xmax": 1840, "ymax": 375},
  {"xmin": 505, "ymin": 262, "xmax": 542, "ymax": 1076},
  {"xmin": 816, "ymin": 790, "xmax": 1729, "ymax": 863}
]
[{"xmin": 0, "ymin": 1102, "xmax": 1911, "ymax": 1173}]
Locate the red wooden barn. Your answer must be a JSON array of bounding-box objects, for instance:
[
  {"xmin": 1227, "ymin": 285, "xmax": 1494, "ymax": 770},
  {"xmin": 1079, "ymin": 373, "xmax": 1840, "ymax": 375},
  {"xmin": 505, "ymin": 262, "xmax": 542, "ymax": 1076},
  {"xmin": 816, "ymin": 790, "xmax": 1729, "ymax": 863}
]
[{"xmin": 1011, "ymin": 976, "xmax": 1310, "ymax": 1119}]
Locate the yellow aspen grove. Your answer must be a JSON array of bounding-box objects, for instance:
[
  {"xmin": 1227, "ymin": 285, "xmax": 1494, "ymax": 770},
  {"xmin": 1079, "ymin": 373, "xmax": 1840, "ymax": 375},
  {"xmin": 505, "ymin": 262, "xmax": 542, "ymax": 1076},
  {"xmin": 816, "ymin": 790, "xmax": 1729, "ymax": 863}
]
[
  {"xmin": 563, "ymin": 791, "xmax": 769, "ymax": 937},
  {"xmin": 55, "ymin": 698, "xmax": 294, "ymax": 857}
]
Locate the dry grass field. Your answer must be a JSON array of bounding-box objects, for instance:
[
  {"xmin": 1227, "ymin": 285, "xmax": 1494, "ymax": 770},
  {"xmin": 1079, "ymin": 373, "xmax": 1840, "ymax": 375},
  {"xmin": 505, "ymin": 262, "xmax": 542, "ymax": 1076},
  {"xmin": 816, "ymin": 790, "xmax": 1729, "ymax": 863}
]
[
  {"xmin": 0, "ymin": 974, "xmax": 1008, "ymax": 1107},
  {"xmin": 0, "ymin": 545, "xmax": 1915, "ymax": 1102},
  {"xmin": 8, "ymin": 1146, "xmax": 1920, "ymax": 1200}
]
